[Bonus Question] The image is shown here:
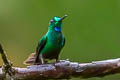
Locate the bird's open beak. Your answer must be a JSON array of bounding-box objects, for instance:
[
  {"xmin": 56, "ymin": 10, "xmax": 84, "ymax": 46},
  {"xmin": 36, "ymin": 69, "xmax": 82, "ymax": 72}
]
[{"xmin": 60, "ymin": 15, "xmax": 67, "ymax": 21}]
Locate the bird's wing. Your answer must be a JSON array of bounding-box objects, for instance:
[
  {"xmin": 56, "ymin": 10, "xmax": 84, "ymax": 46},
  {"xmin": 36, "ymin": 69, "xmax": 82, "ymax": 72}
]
[
  {"xmin": 23, "ymin": 35, "xmax": 47, "ymax": 65},
  {"xmin": 35, "ymin": 35, "xmax": 47, "ymax": 62}
]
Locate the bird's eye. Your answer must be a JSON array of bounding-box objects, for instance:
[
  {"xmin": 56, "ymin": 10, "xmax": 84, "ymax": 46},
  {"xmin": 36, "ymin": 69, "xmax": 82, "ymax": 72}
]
[{"xmin": 50, "ymin": 20, "xmax": 54, "ymax": 23}]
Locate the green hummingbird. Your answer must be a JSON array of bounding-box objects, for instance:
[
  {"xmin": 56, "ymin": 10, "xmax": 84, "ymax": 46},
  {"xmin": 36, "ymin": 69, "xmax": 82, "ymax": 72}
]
[{"xmin": 24, "ymin": 15, "xmax": 67, "ymax": 65}]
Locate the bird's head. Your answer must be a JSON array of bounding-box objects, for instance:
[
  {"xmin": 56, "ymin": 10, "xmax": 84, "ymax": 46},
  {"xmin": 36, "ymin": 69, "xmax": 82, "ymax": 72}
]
[{"xmin": 48, "ymin": 15, "xmax": 67, "ymax": 32}]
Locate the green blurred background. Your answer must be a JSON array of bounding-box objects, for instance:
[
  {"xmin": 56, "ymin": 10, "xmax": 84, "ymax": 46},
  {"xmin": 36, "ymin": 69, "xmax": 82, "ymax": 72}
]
[{"xmin": 0, "ymin": 0, "xmax": 120, "ymax": 80}]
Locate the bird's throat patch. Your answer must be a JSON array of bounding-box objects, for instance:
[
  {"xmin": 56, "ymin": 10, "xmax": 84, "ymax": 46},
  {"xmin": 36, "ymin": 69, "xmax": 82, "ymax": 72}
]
[{"xmin": 54, "ymin": 27, "xmax": 61, "ymax": 31}]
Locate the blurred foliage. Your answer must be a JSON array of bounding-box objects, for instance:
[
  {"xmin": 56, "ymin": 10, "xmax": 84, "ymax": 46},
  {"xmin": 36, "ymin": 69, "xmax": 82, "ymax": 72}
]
[{"xmin": 0, "ymin": 0, "xmax": 120, "ymax": 80}]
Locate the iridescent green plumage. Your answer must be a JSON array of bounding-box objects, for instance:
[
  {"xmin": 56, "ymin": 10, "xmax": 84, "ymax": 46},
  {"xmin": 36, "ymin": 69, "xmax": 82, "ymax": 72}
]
[{"xmin": 24, "ymin": 15, "xmax": 67, "ymax": 65}]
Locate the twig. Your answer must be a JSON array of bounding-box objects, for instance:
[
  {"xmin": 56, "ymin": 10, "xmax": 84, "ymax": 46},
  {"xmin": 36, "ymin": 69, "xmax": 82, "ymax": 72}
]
[{"xmin": 0, "ymin": 44, "xmax": 15, "ymax": 80}]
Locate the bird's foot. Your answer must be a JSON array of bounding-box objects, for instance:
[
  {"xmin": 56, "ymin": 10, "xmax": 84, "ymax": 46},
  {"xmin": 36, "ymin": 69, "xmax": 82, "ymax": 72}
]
[
  {"xmin": 53, "ymin": 59, "xmax": 60, "ymax": 66},
  {"xmin": 34, "ymin": 62, "xmax": 42, "ymax": 65},
  {"xmin": 56, "ymin": 59, "xmax": 60, "ymax": 63}
]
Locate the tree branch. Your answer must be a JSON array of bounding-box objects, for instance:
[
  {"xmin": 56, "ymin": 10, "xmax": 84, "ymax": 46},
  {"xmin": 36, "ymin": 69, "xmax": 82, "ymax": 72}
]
[{"xmin": 0, "ymin": 44, "xmax": 120, "ymax": 80}]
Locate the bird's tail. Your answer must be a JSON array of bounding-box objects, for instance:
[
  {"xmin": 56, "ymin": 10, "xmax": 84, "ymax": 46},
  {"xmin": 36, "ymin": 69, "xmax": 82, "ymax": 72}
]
[{"xmin": 23, "ymin": 53, "xmax": 37, "ymax": 65}]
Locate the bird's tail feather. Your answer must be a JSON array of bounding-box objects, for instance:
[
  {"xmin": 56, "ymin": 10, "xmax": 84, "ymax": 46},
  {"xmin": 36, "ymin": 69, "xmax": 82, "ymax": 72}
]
[{"xmin": 23, "ymin": 53, "xmax": 37, "ymax": 65}]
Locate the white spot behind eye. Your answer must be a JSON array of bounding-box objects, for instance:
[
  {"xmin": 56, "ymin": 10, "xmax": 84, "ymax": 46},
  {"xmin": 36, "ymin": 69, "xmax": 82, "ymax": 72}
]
[{"xmin": 50, "ymin": 20, "xmax": 54, "ymax": 23}]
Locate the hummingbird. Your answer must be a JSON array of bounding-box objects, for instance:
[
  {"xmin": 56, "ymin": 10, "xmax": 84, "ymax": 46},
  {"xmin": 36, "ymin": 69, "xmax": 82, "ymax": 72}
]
[{"xmin": 24, "ymin": 15, "xmax": 67, "ymax": 65}]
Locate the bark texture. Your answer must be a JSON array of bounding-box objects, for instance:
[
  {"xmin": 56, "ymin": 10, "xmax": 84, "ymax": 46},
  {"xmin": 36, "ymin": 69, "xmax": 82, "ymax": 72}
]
[
  {"xmin": 1, "ymin": 44, "xmax": 120, "ymax": 80},
  {"xmin": 0, "ymin": 59, "xmax": 120, "ymax": 80}
]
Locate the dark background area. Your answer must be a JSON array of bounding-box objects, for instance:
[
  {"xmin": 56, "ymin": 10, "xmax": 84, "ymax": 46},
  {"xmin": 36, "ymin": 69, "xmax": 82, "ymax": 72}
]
[{"xmin": 0, "ymin": 0, "xmax": 120, "ymax": 80}]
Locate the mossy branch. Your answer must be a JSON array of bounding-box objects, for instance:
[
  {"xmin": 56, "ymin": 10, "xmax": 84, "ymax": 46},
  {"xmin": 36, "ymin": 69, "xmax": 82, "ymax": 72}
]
[{"xmin": 0, "ymin": 44, "xmax": 120, "ymax": 80}]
